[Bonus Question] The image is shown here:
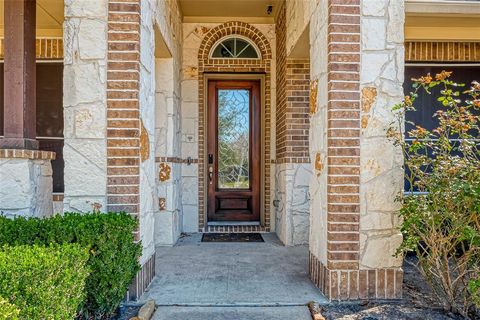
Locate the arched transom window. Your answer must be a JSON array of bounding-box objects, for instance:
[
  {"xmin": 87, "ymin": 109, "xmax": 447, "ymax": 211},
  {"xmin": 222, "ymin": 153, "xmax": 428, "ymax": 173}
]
[{"xmin": 210, "ymin": 35, "xmax": 260, "ymax": 59}]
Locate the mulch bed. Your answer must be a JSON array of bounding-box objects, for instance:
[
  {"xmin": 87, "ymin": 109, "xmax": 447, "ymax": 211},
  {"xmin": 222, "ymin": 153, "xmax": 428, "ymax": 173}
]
[{"xmin": 320, "ymin": 255, "xmax": 469, "ymax": 320}]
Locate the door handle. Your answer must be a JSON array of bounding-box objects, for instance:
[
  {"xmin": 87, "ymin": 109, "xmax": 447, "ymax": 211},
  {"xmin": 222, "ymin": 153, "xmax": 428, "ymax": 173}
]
[{"xmin": 208, "ymin": 166, "xmax": 213, "ymax": 185}]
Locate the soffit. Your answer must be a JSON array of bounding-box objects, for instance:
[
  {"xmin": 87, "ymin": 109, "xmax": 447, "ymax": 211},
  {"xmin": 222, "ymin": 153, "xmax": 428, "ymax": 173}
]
[
  {"xmin": 405, "ymin": 15, "xmax": 480, "ymax": 41},
  {"xmin": 179, "ymin": 0, "xmax": 282, "ymax": 23},
  {"xmin": 406, "ymin": 0, "xmax": 480, "ymax": 16},
  {"xmin": 0, "ymin": 0, "xmax": 64, "ymax": 36}
]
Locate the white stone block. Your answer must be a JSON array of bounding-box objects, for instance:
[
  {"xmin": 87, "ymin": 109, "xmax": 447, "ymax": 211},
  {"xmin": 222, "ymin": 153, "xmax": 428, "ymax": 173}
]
[
  {"xmin": 182, "ymin": 205, "xmax": 199, "ymax": 232},
  {"xmin": 79, "ymin": 19, "xmax": 107, "ymax": 60},
  {"xmin": 362, "ymin": 18, "xmax": 386, "ymax": 50},
  {"xmin": 65, "ymin": 0, "xmax": 108, "ymax": 18},
  {"xmin": 360, "ymin": 233, "xmax": 403, "ymax": 269},
  {"xmin": 361, "ymin": 53, "xmax": 389, "ymax": 84},
  {"xmin": 63, "ymin": 63, "xmax": 106, "ymax": 106},
  {"xmin": 387, "ymin": 0, "xmax": 405, "ymax": 44},
  {"xmin": 181, "ymin": 177, "xmax": 198, "ymax": 205},
  {"xmin": 53, "ymin": 200, "xmax": 64, "ymax": 215},
  {"xmin": 74, "ymin": 104, "xmax": 106, "ymax": 139},
  {"xmin": 363, "ymin": 0, "xmax": 388, "ymax": 16},
  {"xmin": 63, "ymin": 140, "xmax": 106, "ymax": 196},
  {"xmin": 0, "ymin": 158, "xmax": 53, "ymax": 218},
  {"xmin": 360, "ymin": 211, "xmax": 393, "ymax": 231},
  {"xmin": 181, "ymin": 80, "xmax": 199, "ymax": 102}
]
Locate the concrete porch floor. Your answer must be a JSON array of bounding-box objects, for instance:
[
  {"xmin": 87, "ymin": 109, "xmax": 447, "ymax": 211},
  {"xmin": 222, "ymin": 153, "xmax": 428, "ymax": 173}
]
[{"xmin": 139, "ymin": 233, "xmax": 327, "ymax": 319}]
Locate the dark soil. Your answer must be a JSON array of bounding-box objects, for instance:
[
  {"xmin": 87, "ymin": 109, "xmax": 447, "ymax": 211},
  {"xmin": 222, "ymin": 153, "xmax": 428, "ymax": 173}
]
[
  {"xmin": 320, "ymin": 255, "xmax": 468, "ymax": 320},
  {"xmin": 115, "ymin": 305, "xmax": 140, "ymax": 320}
]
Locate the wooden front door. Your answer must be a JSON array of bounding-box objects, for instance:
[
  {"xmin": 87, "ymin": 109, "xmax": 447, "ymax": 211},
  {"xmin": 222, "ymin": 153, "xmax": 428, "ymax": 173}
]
[{"xmin": 207, "ymin": 80, "xmax": 261, "ymax": 222}]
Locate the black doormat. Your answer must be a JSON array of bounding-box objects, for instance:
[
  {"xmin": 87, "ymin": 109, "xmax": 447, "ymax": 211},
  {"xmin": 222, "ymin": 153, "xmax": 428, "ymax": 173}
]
[{"xmin": 201, "ymin": 233, "xmax": 264, "ymax": 242}]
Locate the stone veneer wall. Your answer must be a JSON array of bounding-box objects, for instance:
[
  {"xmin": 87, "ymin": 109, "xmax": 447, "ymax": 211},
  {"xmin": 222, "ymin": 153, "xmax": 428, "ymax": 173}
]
[
  {"xmin": 63, "ymin": 0, "xmax": 108, "ymax": 213},
  {"xmin": 306, "ymin": 0, "xmax": 404, "ymax": 300},
  {"xmin": 358, "ymin": 0, "xmax": 404, "ymax": 291},
  {"xmin": 181, "ymin": 21, "xmax": 275, "ymax": 231},
  {"xmin": 64, "ymin": 0, "xmax": 182, "ymax": 299},
  {"xmin": 274, "ymin": 2, "xmax": 311, "ymax": 246},
  {"xmin": 0, "ymin": 150, "xmax": 55, "ymax": 218},
  {"xmin": 152, "ymin": 0, "xmax": 183, "ymax": 245}
]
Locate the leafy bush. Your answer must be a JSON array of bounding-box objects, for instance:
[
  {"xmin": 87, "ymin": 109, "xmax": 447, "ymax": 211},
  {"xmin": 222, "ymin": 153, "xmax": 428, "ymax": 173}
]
[
  {"xmin": 0, "ymin": 212, "xmax": 142, "ymax": 319},
  {"xmin": 0, "ymin": 297, "xmax": 19, "ymax": 320},
  {"xmin": 0, "ymin": 244, "xmax": 89, "ymax": 320},
  {"xmin": 388, "ymin": 72, "xmax": 480, "ymax": 318}
]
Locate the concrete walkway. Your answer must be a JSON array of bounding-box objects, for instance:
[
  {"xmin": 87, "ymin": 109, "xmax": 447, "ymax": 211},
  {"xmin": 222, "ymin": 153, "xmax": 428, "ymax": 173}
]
[
  {"xmin": 139, "ymin": 233, "xmax": 326, "ymax": 319},
  {"xmin": 153, "ymin": 306, "xmax": 312, "ymax": 320}
]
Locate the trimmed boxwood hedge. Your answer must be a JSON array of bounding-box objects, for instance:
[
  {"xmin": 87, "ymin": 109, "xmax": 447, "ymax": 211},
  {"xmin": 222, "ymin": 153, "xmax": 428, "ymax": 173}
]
[
  {"xmin": 0, "ymin": 212, "xmax": 142, "ymax": 319},
  {"xmin": 0, "ymin": 297, "xmax": 20, "ymax": 320},
  {"xmin": 0, "ymin": 244, "xmax": 89, "ymax": 320}
]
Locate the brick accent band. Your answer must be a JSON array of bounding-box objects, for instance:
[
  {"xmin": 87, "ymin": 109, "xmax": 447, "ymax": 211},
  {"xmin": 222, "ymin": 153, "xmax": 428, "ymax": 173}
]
[
  {"xmin": 326, "ymin": 0, "xmax": 361, "ymax": 271},
  {"xmin": 0, "ymin": 149, "xmax": 56, "ymax": 160},
  {"xmin": 0, "ymin": 37, "xmax": 63, "ymax": 59},
  {"xmin": 126, "ymin": 252, "xmax": 156, "ymax": 301},
  {"xmin": 405, "ymin": 41, "xmax": 480, "ymax": 62},
  {"xmin": 309, "ymin": 252, "xmax": 402, "ymax": 300},
  {"xmin": 205, "ymin": 225, "xmax": 268, "ymax": 233},
  {"xmin": 155, "ymin": 156, "xmax": 199, "ymax": 164},
  {"xmin": 107, "ymin": 0, "xmax": 141, "ymax": 216}
]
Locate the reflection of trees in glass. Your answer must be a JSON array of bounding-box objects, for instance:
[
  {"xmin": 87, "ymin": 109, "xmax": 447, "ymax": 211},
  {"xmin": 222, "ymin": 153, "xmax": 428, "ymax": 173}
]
[{"xmin": 218, "ymin": 89, "xmax": 250, "ymax": 189}]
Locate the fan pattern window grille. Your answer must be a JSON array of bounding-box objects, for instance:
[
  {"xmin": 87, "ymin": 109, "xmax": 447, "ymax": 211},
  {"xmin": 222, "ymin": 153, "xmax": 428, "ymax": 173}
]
[{"xmin": 210, "ymin": 36, "xmax": 260, "ymax": 59}]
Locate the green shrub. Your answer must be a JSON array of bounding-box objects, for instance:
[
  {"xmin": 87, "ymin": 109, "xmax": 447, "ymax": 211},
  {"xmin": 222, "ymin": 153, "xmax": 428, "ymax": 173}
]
[
  {"xmin": 389, "ymin": 72, "xmax": 480, "ymax": 318},
  {"xmin": 0, "ymin": 297, "xmax": 19, "ymax": 320},
  {"xmin": 0, "ymin": 212, "xmax": 142, "ymax": 319},
  {"xmin": 0, "ymin": 244, "xmax": 89, "ymax": 320}
]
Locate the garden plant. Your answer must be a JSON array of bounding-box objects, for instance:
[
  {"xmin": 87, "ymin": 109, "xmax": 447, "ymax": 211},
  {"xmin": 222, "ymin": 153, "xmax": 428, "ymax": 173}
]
[{"xmin": 388, "ymin": 71, "xmax": 480, "ymax": 318}]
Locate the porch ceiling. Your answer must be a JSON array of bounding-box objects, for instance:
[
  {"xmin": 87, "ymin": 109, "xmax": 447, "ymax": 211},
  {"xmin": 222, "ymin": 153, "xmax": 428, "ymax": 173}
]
[
  {"xmin": 405, "ymin": 15, "xmax": 480, "ymax": 41},
  {"xmin": 179, "ymin": 0, "xmax": 282, "ymax": 23},
  {"xmin": 0, "ymin": 0, "xmax": 64, "ymax": 37}
]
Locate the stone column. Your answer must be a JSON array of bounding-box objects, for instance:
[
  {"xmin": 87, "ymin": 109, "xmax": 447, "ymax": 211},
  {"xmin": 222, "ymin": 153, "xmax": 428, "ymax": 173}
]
[
  {"xmin": 0, "ymin": 0, "xmax": 55, "ymax": 218},
  {"xmin": 63, "ymin": 0, "xmax": 108, "ymax": 212},
  {"xmin": 358, "ymin": 0, "xmax": 405, "ymax": 299},
  {"xmin": 308, "ymin": 0, "xmax": 404, "ymax": 300},
  {"xmin": 0, "ymin": 150, "xmax": 55, "ymax": 217}
]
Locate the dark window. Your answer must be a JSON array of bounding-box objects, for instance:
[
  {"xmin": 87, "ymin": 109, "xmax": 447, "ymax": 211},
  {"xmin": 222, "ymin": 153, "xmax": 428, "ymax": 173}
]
[
  {"xmin": 211, "ymin": 37, "xmax": 259, "ymax": 59},
  {"xmin": 0, "ymin": 63, "xmax": 64, "ymax": 193},
  {"xmin": 404, "ymin": 65, "xmax": 480, "ymax": 191}
]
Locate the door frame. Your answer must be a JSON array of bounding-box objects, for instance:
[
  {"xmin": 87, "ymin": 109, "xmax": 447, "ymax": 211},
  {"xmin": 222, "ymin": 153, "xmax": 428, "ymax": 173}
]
[{"xmin": 203, "ymin": 73, "xmax": 266, "ymax": 225}]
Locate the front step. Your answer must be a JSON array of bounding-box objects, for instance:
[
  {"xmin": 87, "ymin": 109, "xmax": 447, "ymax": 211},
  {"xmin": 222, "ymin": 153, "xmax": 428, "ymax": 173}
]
[
  {"xmin": 204, "ymin": 224, "xmax": 269, "ymax": 233},
  {"xmin": 152, "ymin": 305, "xmax": 312, "ymax": 320}
]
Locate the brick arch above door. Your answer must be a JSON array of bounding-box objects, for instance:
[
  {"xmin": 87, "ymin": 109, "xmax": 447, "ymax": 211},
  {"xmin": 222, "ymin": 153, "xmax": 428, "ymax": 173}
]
[
  {"xmin": 196, "ymin": 21, "xmax": 273, "ymax": 231},
  {"xmin": 198, "ymin": 21, "xmax": 272, "ymax": 63}
]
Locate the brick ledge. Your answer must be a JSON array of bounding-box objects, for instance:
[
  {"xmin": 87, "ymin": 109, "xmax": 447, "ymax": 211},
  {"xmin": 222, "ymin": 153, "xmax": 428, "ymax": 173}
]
[
  {"xmin": 309, "ymin": 252, "xmax": 403, "ymax": 300},
  {"xmin": 0, "ymin": 149, "xmax": 56, "ymax": 160}
]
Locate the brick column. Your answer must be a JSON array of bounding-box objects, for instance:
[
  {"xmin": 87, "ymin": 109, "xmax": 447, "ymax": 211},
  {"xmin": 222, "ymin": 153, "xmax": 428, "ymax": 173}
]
[
  {"xmin": 107, "ymin": 0, "xmax": 155, "ymax": 300},
  {"xmin": 106, "ymin": 1, "xmax": 141, "ymax": 217},
  {"xmin": 309, "ymin": 0, "xmax": 404, "ymax": 300}
]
